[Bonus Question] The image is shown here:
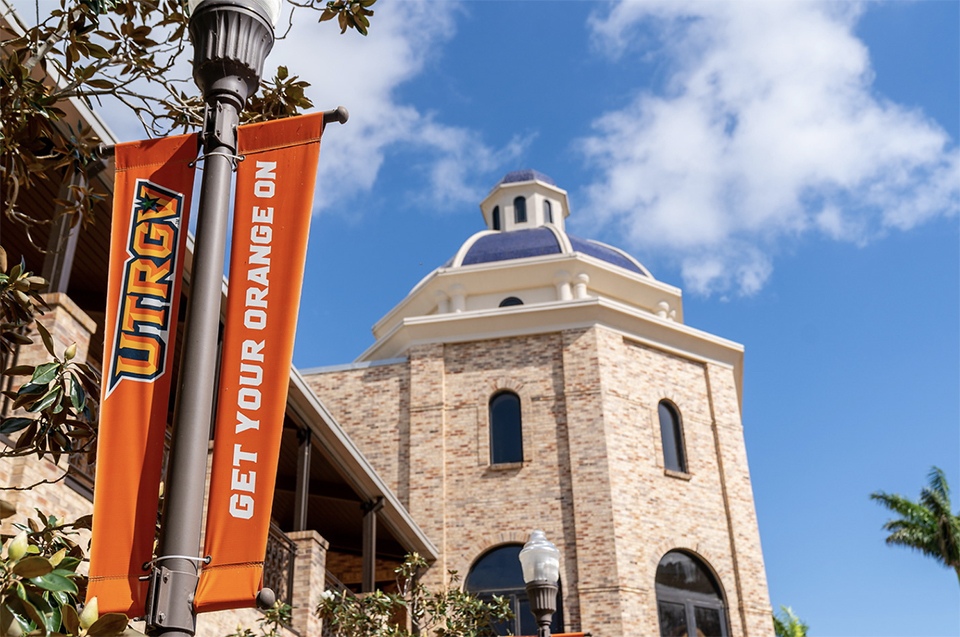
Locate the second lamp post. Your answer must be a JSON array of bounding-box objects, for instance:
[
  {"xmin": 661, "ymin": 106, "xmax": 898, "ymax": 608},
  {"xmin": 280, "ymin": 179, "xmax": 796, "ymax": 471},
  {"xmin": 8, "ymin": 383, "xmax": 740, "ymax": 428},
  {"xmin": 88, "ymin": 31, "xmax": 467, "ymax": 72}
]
[{"xmin": 519, "ymin": 530, "xmax": 561, "ymax": 637}]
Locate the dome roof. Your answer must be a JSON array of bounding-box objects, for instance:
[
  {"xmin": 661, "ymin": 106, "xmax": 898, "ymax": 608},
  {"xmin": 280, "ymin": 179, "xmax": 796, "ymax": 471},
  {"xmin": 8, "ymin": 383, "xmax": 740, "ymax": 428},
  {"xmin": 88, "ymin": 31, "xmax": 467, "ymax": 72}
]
[
  {"xmin": 496, "ymin": 169, "xmax": 557, "ymax": 188},
  {"xmin": 451, "ymin": 226, "xmax": 649, "ymax": 276}
]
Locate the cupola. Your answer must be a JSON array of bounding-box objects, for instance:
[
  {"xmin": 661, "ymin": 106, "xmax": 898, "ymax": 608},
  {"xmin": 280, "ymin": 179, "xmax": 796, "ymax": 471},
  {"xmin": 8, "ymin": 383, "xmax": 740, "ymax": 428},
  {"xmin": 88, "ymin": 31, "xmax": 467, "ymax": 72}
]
[{"xmin": 480, "ymin": 169, "xmax": 571, "ymax": 232}]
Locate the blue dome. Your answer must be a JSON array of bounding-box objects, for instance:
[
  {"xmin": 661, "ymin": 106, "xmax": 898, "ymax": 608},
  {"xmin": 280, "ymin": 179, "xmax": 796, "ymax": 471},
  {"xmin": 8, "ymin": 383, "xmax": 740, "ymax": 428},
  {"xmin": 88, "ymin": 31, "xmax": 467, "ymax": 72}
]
[
  {"xmin": 497, "ymin": 169, "xmax": 556, "ymax": 187},
  {"xmin": 457, "ymin": 227, "xmax": 646, "ymax": 276},
  {"xmin": 568, "ymin": 235, "xmax": 644, "ymax": 274},
  {"xmin": 462, "ymin": 228, "xmax": 561, "ymax": 265}
]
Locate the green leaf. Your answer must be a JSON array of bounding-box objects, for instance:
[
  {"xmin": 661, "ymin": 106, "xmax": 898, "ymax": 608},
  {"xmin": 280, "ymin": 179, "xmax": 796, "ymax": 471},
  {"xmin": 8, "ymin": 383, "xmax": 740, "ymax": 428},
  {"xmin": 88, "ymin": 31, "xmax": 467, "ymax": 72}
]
[
  {"xmin": 87, "ymin": 613, "xmax": 128, "ymax": 636},
  {"xmin": 13, "ymin": 556, "xmax": 54, "ymax": 578},
  {"xmin": 30, "ymin": 572, "xmax": 78, "ymax": 594},
  {"xmin": 31, "ymin": 362, "xmax": 60, "ymax": 385},
  {"xmin": 69, "ymin": 378, "xmax": 85, "ymax": 412},
  {"xmin": 27, "ymin": 386, "xmax": 62, "ymax": 413},
  {"xmin": 0, "ymin": 418, "xmax": 34, "ymax": 434}
]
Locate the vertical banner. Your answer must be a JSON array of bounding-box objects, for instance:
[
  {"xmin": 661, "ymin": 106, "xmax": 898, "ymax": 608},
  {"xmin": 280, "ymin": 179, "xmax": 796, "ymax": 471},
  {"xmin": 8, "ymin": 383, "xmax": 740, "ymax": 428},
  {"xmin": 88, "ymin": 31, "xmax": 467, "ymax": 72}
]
[
  {"xmin": 87, "ymin": 134, "xmax": 197, "ymax": 616},
  {"xmin": 194, "ymin": 112, "xmax": 325, "ymax": 612}
]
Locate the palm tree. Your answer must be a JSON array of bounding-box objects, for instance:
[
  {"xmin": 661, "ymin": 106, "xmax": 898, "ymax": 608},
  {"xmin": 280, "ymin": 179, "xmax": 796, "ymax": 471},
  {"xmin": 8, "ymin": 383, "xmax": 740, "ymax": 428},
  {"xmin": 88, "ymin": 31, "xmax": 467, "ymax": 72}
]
[
  {"xmin": 871, "ymin": 466, "xmax": 960, "ymax": 586},
  {"xmin": 772, "ymin": 606, "xmax": 808, "ymax": 637}
]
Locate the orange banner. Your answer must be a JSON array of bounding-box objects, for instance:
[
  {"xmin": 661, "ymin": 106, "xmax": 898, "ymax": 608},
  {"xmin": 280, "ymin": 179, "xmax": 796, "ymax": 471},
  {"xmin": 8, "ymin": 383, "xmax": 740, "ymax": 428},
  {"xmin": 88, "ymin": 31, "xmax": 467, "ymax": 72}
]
[
  {"xmin": 87, "ymin": 134, "xmax": 197, "ymax": 616},
  {"xmin": 194, "ymin": 113, "xmax": 324, "ymax": 612}
]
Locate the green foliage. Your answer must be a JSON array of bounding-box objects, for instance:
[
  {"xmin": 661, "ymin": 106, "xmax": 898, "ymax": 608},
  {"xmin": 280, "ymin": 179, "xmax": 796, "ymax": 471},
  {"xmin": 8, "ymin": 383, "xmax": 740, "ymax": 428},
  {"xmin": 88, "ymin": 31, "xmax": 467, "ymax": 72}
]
[
  {"xmin": 308, "ymin": 0, "xmax": 376, "ymax": 36},
  {"xmin": 1, "ymin": 0, "xmax": 369, "ymax": 246},
  {"xmin": 871, "ymin": 466, "xmax": 960, "ymax": 585},
  {"xmin": 0, "ymin": 260, "xmax": 100, "ymax": 466},
  {"xmin": 317, "ymin": 553, "xmax": 512, "ymax": 637},
  {"xmin": 224, "ymin": 602, "xmax": 292, "ymax": 637},
  {"xmin": 0, "ymin": 509, "xmax": 129, "ymax": 635},
  {"xmin": 772, "ymin": 606, "xmax": 808, "ymax": 637}
]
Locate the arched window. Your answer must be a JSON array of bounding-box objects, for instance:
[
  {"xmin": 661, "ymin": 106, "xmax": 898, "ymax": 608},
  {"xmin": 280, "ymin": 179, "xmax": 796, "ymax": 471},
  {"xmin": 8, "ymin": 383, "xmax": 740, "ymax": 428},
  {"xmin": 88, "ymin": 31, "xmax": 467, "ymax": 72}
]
[
  {"xmin": 656, "ymin": 551, "xmax": 728, "ymax": 637},
  {"xmin": 543, "ymin": 199, "xmax": 553, "ymax": 223},
  {"xmin": 493, "ymin": 205, "xmax": 501, "ymax": 231},
  {"xmin": 658, "ymin": 400, "xmax": 687, "ymax": 473},
  {"xmin": 514, "ymin": 196, "xmax": 527, "ymax": 223},
  {"xmin": 499, "ymin": 297, "xmax": 523, "ymax": 307},
  {"xmin": 465, "ymin": 544, "xmax": 564, "ymax": 636},
  {"xmin": 489, "ymin": 391, "xmax": 523, "ymax": 465}
]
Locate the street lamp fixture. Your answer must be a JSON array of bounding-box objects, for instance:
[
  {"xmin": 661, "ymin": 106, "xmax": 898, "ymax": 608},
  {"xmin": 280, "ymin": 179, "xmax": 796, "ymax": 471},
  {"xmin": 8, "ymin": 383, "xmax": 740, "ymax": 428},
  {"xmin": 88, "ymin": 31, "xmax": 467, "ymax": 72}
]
[
  {"xmin": 147, "ymin": 1, "xmax": 281, "ymax": 635},
  {"xmin": 519, "ymin": 530, "xmax": 561, "ymax": 637}
]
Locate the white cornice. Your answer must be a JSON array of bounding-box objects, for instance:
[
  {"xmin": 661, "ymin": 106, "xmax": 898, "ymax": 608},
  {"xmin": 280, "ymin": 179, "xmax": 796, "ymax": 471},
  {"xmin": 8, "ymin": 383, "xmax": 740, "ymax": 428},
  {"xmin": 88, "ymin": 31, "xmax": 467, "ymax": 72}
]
[
  {"xmin": 373, "ymin": 252, "xmax": 683, "ymax": 340},
  {"xmin": 357, "ymin": 295, "xmax": 744, "ymax": 408}
]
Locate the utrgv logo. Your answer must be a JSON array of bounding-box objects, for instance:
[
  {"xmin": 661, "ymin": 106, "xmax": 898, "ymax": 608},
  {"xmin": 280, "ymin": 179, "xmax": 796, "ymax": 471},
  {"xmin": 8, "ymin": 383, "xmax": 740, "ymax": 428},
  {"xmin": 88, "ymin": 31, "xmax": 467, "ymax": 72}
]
[{"xmin": 107, "ymin": 179, "xmax": 184, "ymax": 394}]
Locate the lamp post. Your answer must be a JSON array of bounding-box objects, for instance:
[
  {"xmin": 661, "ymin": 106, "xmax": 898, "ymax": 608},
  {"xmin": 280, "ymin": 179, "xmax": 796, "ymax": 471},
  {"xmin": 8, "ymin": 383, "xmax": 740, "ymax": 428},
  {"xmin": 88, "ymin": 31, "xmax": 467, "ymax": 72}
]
[
  {"xmin": 146, "ymin": 1, "xmax": 280, "ymax": 635},
  {"xmin": 519, "ymin": 530, "xmax": 561, "ymax": 637}
]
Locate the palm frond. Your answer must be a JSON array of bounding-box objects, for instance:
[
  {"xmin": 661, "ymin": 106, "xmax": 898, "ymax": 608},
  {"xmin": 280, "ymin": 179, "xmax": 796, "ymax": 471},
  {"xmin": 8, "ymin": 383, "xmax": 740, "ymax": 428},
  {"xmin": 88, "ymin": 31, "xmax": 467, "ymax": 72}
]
[{"xmin": 872, "ymin": 466, "xmax": 960, "ymax": 579}]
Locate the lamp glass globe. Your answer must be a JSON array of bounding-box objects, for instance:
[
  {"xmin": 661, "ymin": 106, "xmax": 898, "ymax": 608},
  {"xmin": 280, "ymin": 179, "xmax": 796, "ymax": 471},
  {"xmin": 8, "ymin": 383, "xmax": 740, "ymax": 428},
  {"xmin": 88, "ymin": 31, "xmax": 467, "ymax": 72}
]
[{"xmin": 518, "ymin": 530, "xmax": 560, "ymax": 585}]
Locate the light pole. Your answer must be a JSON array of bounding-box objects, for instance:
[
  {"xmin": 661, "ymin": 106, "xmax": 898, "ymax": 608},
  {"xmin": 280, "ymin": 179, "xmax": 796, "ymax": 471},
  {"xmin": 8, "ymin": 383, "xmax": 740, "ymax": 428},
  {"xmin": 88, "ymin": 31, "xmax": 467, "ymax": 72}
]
[
  {"xmin": 146, "ymin": 1, "xmax": 280, "ymax": 635},
  {"xmin": 519, "ymin": 530, "xmax": 561, "ymax": 637}
]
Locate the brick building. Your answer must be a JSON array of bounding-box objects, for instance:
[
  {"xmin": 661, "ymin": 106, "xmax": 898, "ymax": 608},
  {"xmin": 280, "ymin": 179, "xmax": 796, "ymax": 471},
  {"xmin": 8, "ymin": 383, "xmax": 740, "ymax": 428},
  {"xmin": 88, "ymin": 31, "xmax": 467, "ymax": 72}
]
[{"xmin": 304, "ymin": 170, "xmax": 775, "ymax": 637}]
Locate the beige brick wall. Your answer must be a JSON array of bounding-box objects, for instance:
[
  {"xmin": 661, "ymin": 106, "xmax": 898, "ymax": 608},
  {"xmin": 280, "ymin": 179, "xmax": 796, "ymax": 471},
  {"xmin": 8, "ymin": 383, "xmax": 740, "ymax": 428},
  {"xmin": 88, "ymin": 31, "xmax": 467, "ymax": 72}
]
[{"xmin": 307, "ymin": 324, "xmax": 774, "ymax": 637}]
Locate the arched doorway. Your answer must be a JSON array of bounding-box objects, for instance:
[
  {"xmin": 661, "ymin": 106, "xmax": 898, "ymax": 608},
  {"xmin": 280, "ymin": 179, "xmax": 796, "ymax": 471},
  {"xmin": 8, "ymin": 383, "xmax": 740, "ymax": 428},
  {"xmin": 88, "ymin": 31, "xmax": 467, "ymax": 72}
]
[{"xmin": 655, "ymin": 550, "xmax": 728, "ymax": 637}]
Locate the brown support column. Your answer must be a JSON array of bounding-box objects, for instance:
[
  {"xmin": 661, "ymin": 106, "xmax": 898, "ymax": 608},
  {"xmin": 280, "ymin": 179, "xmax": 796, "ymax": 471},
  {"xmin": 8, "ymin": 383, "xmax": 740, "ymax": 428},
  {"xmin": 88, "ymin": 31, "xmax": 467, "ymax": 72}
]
[
  {"xmin": 294, "ymin": 427, "xmax": 312, "ymax": 531},
  {"xmin": 361, "ymin": 496, "xmax": 384, "ymax": 592}
]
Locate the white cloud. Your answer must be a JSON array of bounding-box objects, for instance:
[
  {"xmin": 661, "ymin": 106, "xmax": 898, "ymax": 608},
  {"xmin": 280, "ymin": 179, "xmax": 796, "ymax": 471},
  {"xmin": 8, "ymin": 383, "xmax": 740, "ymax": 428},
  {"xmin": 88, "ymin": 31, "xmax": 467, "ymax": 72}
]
[
  {"xmin": 271, "ymin": 0, "xmax": 523, "ymax": 212},
  {"xmin": 581, "ymin": 0, "xmax": 959, "ymax": 295}
]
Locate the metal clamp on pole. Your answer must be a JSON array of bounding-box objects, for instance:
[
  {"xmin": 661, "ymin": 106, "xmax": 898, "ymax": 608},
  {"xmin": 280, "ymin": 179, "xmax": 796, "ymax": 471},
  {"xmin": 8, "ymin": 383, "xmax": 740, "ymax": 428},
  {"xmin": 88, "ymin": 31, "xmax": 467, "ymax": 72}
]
[{"xmin": 144, "ymin": 566, "xmax": 201, "ymax": 634}]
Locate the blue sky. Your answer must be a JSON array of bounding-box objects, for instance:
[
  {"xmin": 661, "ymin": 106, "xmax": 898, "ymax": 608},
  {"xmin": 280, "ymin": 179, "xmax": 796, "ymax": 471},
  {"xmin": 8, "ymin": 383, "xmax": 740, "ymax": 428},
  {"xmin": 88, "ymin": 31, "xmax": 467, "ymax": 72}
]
[{"xmin": 18, "ymin": 0, "xmax": 957, "ymax": 633}]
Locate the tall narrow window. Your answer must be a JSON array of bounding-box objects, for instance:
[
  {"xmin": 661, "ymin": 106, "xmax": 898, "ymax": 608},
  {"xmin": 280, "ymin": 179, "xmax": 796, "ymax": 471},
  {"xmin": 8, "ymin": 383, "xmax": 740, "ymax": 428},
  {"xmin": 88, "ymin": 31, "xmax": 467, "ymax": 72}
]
[
  {"xmin": 543, "ymin": 199, "xmax": 553, "ymax": 223},
  {"xmin": 490, "ymin": 391, "xmax": 523, "ymax": 464},
  {"xmin": 514, "ymin": 196, "xmax": 527, "ymax": 223},
  {"xmin": 466, "ymin": 545, "xmax": 564, "ymax": 636},
  {"xmin": 493, "ymin": 205, "xmax": 501, "ymax": 230},
  {"xmin": 658, "ymin": 400, "xmax": 687, "ymax": 473},
  {"xmin": 656, "ymin": 551, "xmax": 727, "ymax": 637}
]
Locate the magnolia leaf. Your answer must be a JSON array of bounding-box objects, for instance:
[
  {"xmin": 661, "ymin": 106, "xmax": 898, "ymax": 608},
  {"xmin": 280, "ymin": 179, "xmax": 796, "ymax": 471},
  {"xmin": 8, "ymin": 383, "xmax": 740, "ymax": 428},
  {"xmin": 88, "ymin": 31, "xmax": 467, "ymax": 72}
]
[
  {"xmin": 0, "ymin": 499, "xmax": 16, "ymax": 519},
  {"xmin": 30, "ymin": 571, "xmax": 78, "ymax": 594},
  {"xmin": 17, "ymin": 596, "xmax": 43, "ymax": 634},
  {"xmin": 27, "ymin": 385, "xmax": 62, "ymax": 413},
  {"xmin": 34, "ymin": 322, "xmax": 55, "ymax": 357},
  {"xmin": 13, "ymin": 556, "xmax": 53, "ymax": 579},
  {"xmin": 69, "ymin": 378, "xmax": 85, "ymax": 412},
  {"xmin": 0, "ymin": 418, "xmax": 34, "ymax": 435},
  {"xmin": 31, "ymin": 362, "xmax": 60, "ymax": 385},
  {"xmin": 5, "ymin": 332, "xmax": 34, "ymax": 346},
  {"xmin": 87, "ymin": 613, "xmax": 128, "ymax": 636},
  {"xmin": 61, "ymin": 604, "xmax": 80, "ymax": 636},
  {"xmin": 3, "ymin": 365, "xmax": 35, "ymax": 376}
]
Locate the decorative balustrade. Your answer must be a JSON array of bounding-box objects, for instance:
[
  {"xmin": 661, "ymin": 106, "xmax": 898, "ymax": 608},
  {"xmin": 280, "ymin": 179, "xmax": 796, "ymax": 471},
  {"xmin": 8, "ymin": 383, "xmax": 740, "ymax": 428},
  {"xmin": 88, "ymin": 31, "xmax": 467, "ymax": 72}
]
[{"xmin": 264, "ymin": 522, "xmax": 297, "ymax": 612}]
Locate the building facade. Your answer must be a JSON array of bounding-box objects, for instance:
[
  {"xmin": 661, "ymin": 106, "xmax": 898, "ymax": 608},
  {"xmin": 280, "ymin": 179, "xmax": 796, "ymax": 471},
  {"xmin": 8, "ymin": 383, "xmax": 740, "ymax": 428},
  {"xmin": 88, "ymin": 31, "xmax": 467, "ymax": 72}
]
[{"xmin": 305, "ymin": 170, "xmax": 774, "ymax": 637}]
